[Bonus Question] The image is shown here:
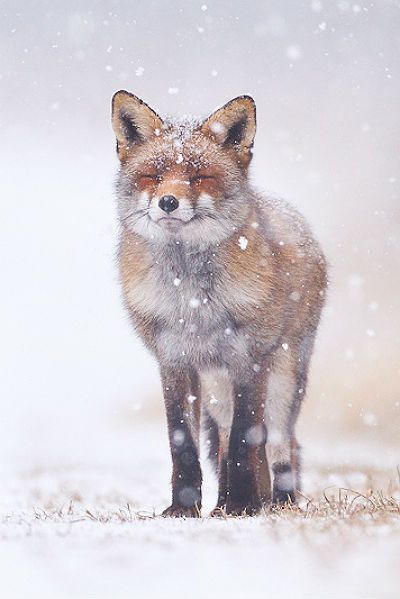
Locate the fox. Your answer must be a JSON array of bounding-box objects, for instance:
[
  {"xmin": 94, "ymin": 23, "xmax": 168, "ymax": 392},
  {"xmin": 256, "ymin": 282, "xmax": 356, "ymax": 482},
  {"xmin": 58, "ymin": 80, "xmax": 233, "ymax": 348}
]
[{"xmin": 111, "ymin": 90, "xmax": 327, "ymax": 517}]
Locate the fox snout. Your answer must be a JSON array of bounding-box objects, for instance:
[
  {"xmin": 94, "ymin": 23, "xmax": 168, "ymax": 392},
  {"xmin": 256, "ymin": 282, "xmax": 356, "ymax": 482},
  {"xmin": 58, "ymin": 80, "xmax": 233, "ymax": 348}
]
[
  {"xmin": 158, "ymin": 195, "xmax": 179, "ymax": 213},
  {"xmin": 138, "ymin": 172, "xmax": 195, "ymax": 228}
]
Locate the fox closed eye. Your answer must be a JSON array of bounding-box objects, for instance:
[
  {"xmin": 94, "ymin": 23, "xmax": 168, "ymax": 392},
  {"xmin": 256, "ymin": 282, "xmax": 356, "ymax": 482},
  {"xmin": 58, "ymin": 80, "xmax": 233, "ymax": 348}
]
[
  {"xmin": 190, "ymin": 175, "xmax": 216, "ymax": 183},
  {"xmin": 140, "ymin": 174, "xmax": 161, "ymax": 182}
]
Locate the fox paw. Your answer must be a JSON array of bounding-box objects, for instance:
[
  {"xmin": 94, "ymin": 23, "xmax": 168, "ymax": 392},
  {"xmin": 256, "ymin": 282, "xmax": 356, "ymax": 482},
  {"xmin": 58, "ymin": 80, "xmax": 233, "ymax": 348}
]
[
  {"xmin": 161, "ymin": 504, "xmax": 201, "ymax": 518},
  {"xmin": 225, "ymin": 498, "xmax": 262, "ymax": 517},
  {"xmin": 271, "ymin": 488, "xmax": 296, "ymax": 507},
  {"xmin": 210, "ymin": 505, "xmax": 227, "ymax": 518}
]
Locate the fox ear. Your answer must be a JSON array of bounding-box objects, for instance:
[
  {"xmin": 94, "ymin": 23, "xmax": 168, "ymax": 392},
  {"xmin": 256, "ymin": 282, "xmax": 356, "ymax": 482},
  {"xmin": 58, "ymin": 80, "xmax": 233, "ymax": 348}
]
[
  {"xmin": 201, "ymin": 95, "xmax": 256, "ymax": 170},
  {"xmin": 111, "ymin": 91, "xmax": 163, "ymax": 161}
]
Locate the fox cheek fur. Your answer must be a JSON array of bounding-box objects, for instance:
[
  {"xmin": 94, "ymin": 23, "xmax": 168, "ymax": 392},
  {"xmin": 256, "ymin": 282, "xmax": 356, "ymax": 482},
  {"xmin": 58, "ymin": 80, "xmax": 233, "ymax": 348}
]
[{"xmin": 112, "ymin": 90, "xmax": 327, "ymax": 517}]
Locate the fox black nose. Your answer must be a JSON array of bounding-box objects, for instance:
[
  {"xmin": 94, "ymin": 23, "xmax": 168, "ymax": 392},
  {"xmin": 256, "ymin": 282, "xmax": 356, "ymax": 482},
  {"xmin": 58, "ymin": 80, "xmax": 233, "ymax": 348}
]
[{"xmin": 158, "ymin": 195, "xmax": 179, "ymax": 213}]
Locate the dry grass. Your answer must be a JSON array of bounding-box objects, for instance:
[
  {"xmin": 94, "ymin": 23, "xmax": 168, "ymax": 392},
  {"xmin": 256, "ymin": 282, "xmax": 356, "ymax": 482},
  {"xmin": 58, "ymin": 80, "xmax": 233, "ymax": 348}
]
[
  {"xmin": 283, "ymin": 487, "xmax": 399, "ymax": 519},
  {"xmin": 22, "ymin": 487, "xmax": 399, "ymax": 528}
]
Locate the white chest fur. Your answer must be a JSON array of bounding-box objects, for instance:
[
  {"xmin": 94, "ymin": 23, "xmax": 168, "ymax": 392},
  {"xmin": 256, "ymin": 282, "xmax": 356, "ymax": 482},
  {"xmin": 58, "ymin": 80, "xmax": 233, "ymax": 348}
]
[{"xmin": 125, "ymin": 245, "xmax": 250, "ymax": 367}]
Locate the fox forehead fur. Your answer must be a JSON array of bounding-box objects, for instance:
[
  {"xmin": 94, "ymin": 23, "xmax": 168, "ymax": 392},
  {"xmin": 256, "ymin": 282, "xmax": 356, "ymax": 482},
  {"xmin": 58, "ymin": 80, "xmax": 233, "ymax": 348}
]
[{"xmin": 111, "ymin": 90, "xmax": 327, "ymax": 516}]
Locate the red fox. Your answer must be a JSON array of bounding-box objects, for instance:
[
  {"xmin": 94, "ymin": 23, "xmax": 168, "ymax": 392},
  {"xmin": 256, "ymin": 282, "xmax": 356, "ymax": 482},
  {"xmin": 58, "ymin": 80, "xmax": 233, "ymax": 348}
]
[{"xmin": 111, "ymin": 91, "xmax": 327, "ymax": 517}]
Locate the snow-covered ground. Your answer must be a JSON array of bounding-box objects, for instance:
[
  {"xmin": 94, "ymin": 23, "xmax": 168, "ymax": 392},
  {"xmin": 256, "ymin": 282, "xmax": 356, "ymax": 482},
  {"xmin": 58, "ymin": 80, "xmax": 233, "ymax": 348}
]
[{"xmin": 1, "ymin": 423, "xmax": 399, "ymax": 599}]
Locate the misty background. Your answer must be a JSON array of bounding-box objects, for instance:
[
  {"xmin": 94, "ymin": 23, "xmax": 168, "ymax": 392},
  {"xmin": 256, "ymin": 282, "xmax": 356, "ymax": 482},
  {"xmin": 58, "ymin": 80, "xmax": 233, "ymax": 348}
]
[{"xmin": 1, "ymin": 0, "xmax": 399, "ymax": 475}]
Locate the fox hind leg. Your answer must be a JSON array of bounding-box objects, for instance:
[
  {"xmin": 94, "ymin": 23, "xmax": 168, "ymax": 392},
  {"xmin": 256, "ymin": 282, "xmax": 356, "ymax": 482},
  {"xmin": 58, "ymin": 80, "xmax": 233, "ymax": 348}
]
[
  {"xmin": 265, "ymin": 336, "xmax": 314, "ymax": 506},
  {"xmin": 202, "ymin": 409, "xmax": 229, "ymax": 514},
  {"xmin": 200, "ymin": 369, "xmax": 233, "ymax": 515},
  {"xmin": 290, "ymin": 436, "xmax": 302, "ymax": 493},
  {"xmin": 257, "ymin": 442, "xmax": 272, "ymax": 507}
]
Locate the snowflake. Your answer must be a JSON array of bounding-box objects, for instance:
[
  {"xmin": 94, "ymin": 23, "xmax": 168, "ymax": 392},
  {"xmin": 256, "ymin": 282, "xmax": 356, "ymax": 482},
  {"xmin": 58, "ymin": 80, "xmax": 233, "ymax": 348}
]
[
  {"xmin": 238, "ymin": 236, "xmax": 248, "ymax": 250},
  {"xmin": 286, "ymin": 45, "xmax": 303, "ymax": 61},
  {"xmin": 189, "ymin": 298, "xmax": 200, "ymax": 308}
]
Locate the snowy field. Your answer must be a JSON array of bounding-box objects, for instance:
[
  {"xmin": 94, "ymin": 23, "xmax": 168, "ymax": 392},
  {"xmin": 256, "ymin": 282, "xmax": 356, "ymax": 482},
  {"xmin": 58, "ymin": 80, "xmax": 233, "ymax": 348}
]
[
  {"xmin": 1, "ymin": 1, "xmax": 399, "ymax": 598},
  {"xmin": 1, "ymin": 425, "xmax": 399, "ymax": 599}
]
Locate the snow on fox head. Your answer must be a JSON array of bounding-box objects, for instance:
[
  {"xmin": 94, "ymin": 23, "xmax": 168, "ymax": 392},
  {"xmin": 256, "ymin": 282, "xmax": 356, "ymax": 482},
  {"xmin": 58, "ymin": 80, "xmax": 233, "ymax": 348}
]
[{"xmin": 112, "ymin": 91, "xmax": 257, "ymax": 246}]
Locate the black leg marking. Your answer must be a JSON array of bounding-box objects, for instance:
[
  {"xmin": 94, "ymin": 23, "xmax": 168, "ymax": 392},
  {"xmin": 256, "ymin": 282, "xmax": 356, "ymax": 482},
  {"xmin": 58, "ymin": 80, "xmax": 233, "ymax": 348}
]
[
  {"xmin": 226, "ymin": 384, "xmax": 265, "ymax": 516},
  {"xmin": 161, "ymin": 370, "xmax": 202, "ymax": 517},
  {"xmin": 203, "ymin": 410, "xmax": 219, "ymax": 473}
]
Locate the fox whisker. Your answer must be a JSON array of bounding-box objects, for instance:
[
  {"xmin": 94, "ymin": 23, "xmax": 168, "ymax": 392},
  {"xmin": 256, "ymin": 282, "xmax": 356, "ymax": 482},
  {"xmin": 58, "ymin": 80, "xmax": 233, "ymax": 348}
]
[{"xmin": 121, "ymin": 209, "xmax": 148, "ymax": 225}]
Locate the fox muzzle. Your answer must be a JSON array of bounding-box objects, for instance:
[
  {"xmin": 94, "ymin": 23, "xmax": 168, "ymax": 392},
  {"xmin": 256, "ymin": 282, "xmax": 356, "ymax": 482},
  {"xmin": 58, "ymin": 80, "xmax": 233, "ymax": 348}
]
[{"xmin": 158, "ymin": 195, "xmax": 179, "ymax": 213}]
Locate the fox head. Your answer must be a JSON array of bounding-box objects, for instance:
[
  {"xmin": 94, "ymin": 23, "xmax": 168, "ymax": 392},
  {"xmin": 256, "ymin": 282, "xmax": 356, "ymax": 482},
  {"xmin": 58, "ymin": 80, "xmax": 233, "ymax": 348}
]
[{"xmin": 112, "ymin": 91, "xmax": 257, "ymax": 246}]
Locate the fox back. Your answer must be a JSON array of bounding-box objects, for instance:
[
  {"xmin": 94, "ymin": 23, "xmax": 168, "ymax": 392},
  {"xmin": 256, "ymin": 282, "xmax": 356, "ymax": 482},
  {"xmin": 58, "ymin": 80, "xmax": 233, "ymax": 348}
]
[{"xmin": 112, "ymin": 91, "xmax": 327, "ymax": 517}]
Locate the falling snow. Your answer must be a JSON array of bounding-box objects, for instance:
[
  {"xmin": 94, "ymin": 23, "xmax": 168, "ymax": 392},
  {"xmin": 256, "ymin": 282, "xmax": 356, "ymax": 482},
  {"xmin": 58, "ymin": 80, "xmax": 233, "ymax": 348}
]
[
  {"xmin": 189, "ymin": 298, "xmax": 200, "ymax": 308},
  {"xmin": 286, "ymin": 45, "xmax": 302, "ymax": 61},
  {"xmin": 1, "ymin": 2, "xmax": 399, "ymax": 598},
  {"xmin": 362, "ymin": 411, "xmax": 378, "ymax": 427},
  {"xmin": 238, "ymin": 236, "xmax": 248, "ymax": 250}
]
